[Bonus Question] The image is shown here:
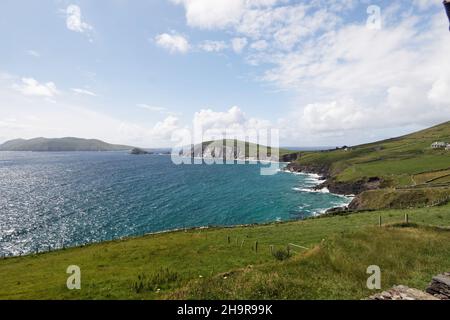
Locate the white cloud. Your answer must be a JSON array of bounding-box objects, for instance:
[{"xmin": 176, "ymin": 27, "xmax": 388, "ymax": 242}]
[
  {"xmin": 71, "ymin": 88, "xmax": 97, "ymax": 97},
  {"xmin": 13, "ymin": 78, "xmax": 59, "ymax": 98},
  {"xmin": 231, "ymin": 37, "xmax": 248, "ymax": 53},
  {"xmin": 170, "ymin": 0, "xmax": 246, "ymax": 29},
  {"xmin": 258, "ymin": 7, "xmax": 450, "ymax": 138},
  {"xmin": 428, "ymin": 77, "xmax": 450, "ymax": 105},
  {"xmin": 66, "ymin": 5, "xmax": 92, "ymax": 33},
  {"xmin": 250, "ymin": 40, "xmax": 268, "ymax": 51},
  {"xmin": 137, "ymin": 104, "xmax": 167, "ymax": 113},
  {"xmin": 413, "ymin": 0, "xmax": 441, "ymax": 11},
  {"xmin": 152, "ymin": 116, "xmax": 181, "ymax": 139},
  {"xmin": 0, "ymin": 74, "xmax": 181, "ymax": 147},
  {"xmin": 26, "ymin": 50, "xmax": 40, "ymax": 58},
  {"xmin": 155, "ymin": 33, "xmax": 190, "ymax": 53},
  {"xmin": 199, "ymin": 40, "xmax": 228, "ymax": 52},
  {"xmin": 192, "ymin": 106, "xmax": 272, "ymax": 142}
]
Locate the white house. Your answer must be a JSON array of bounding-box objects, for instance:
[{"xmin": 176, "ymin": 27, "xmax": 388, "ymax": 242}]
[
  {"xmin": 431, "ymin": 142, "xmax": 447, "ymax": 149},
  {"xmin": 446, "ymin": 144, "xmax": 450, "ymax": 151}
]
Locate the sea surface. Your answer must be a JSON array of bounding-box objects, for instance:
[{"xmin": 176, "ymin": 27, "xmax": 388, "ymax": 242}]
[{"xmin": 0, "ymin": 152, "xmax": 351, "ymax": 256}]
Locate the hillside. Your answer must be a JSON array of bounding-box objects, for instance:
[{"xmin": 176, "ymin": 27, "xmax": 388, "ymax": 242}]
[
  {"xmin": 179, "ymin": 139, "xmax": 295, "ymax": 162},
  {"xmin": 287, "ymin": 121, "xmax": 450, "ymax": 210},
  {"xmin": 0, "ymin": 137, "xmax": 135, "ymax": 152},
  {"xmin": 0, "ymin": 204, "xmax": 449, "ymax": 299}
]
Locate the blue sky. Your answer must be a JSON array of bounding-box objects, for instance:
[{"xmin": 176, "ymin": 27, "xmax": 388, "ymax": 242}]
[{"xmin": 0, "ymin": 0, "xmax": 449, "ymax": 147}]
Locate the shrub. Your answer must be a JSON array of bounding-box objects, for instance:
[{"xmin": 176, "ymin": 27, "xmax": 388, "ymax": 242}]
[
  {"xmin": 272, "ymin": 249, "xmax": 291, "ymax": 261},
  {"xmin": 131, "ymin": 268, "xmax": 180, "ymax": 293}
]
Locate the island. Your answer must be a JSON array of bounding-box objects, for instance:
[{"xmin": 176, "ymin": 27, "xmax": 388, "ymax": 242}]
[
  {"xmin": 130, "ymin": 147, "xmax": 150, "ymax": 155},
  {"xmin": 0, "ymin": 137, "xmax": 135, "ymax": 152}
]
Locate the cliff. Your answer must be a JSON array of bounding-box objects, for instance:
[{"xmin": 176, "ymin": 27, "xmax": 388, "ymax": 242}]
[{"xmin": 178, "ymin": 140, "xmax": 296, "ymax": 162}]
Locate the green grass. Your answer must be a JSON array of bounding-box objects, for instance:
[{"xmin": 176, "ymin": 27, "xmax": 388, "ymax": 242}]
[
  {"xmin": 171, "ymin": 225, "xmax": 450, "ymax": 300},
  {"xmin": 413, "ymin": 169, "xmax": 450, "ymax": 185},
  {"xmin": 292, "ymin": 121, "xmax": 450, "ymax": 209},
  {"xmin": 1, "ymin": 204, "xmax": 450, "ymax": 300},
  {"xmin": 353, "ymin": 187, "xmax": 450, "ymax": 210},
  {"xmin": 295, "ymin": 121, "xmax": 450, "ymax": 186}
]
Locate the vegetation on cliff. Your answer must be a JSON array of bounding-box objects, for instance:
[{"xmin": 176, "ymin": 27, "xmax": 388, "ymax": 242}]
[{"xmin": 288, "ymin": 121, "xmax": 450, "ymax": 210}]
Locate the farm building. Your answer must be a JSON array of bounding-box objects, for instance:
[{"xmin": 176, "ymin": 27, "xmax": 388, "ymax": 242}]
[{"xmin": 431, "ymin": 142, "xmax": 447, "ymax": 149}]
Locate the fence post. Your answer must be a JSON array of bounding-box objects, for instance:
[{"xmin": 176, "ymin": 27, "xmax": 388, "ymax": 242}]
[
  {"xmin": 405, "ymin": 213, "xmax": 409, "ymax": 224},
  {"xmin": 379, "ymin": 216, "xmax": 382, "ymax": 227},
  {"xmin": 227, "ymin": 235, "xmax": 230, "ymax": 244},
  {"xmin": 255, "ymin": 241, "xmax": 258, "ymax": 253},
  {"xmin": 270, "ymin": 245, "xmax": 274, "ymax": 255}
]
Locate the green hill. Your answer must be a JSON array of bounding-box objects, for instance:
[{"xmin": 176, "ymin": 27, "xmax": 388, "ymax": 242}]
[
  {"xmin": 288, "ymin": 121, "xmax": 450, "ymax": 210},
  {"xmin": 0, "ymin": 137, "xmax": 135, "ymax": 152},
  {"xmin": 179, "ymin": 139, "xmax": 295, "ymax": 161}
]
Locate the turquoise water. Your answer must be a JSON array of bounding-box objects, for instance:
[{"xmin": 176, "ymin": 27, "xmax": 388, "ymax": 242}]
[{"xmin": 0, "ymin": 152, "xmax": 351, "ymax": 256}]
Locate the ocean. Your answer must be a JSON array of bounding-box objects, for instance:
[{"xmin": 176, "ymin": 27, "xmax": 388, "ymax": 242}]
[{"xmin": 0, "ymin": 152, "xmax": 351, "ymax": 256}]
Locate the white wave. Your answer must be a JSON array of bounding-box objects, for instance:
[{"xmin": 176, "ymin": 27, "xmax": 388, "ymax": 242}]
[{"xmin": 293, "ymin": 187, "xmax": 330, "ymax": 193}]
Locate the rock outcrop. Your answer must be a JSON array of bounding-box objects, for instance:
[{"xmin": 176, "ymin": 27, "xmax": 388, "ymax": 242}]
[
  {"xmin": 280, "ymin": 152, "xmax": 300, "ymax": 163},
  {"xmin": 426, "ymin": 273, "xmax": 450, "ymax": 300},
  {"xmin": 284, "ymin": 162, "xmax": 331, "ymax": 178},
  {"xmin": 319, "ymin": 177, "xmax": 383, "ymax": 196},
  {"xmin": 130, "ymin": 148, "xmax": 149, "ymax": 155},
  {"xmin": 368, "ymin": 285, "xmax": 439, "ymax": 300},
  {"xmin": 367, "ymin": 273, "xmax": 450, "ymax": 300},
  {"xmin": 179, "ymin": 141, "xmax": 282, "ymax": 162}
]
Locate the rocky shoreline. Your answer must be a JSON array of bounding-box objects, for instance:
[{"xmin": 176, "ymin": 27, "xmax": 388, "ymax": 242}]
[{"xmin": 285, "ymin": 161, "xmax": 383, "ymax": 212}]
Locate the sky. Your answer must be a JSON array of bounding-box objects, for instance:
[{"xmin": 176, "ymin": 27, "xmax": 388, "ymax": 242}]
[{"xmin": 0, "ymin": 0, "xmax": 449, "ymax": 147}]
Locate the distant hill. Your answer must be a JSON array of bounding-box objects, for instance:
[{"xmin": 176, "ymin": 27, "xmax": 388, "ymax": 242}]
[
  {"xmin": 0, "ymin": 137, "xmax": 135, "ymax": 152},
  {"xmin": 178, "ymin": 139, "xmax": 296, "ymax": 162}
]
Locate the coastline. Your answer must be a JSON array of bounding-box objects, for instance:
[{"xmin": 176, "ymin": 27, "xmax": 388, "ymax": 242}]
[
  {"xmin": 0, "ymin": 153, "xmax": 351, "ymax": 258},
  {"xmin": 1, "ymin": 162, "xmax": 352, "ymax": 259},
  {"xmin": 281, "ymin": 166, "xmax": 354, "ymax": 215}
]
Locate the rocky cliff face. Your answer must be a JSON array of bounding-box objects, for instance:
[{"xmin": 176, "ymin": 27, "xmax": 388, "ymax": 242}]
[
  {"xmin": 285, "ymin": 162, "xmax": 331, "ymax": 177},
  {"xmin": 320, "ymin": 177, "xmax": 383, "ymax": 196},
  {"xmin": 179, "ymin": 142, "xmax": 282, "ymax": 162},
  {"xmin": 285, "ymin": 161, "xmax": 384, "ymax": 210}
]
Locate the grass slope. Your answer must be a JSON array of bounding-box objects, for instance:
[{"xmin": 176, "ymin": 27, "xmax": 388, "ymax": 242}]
[
  {"xmin": 293, "ymin": 121, "xmax": 450, "ymax": 209},
  {"xmin": 296, "ymin": 121, "xmax": 450, "ymax": 186},
  {"xmin": 1, "ymin": 204, "xmax": 449, "ymax": 300},
  {"xmin": 171, "ymin": 225, "xmax": 450, "ymax": 300}
]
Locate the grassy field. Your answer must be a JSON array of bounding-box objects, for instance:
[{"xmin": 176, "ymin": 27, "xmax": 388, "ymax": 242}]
[
  {"xmin": 171, "ymin": 225, "xmax": 450, "ymax": 300},
  {"xmin": 295, "ymin": 121, "xmax": 450, "ymax": 187},
  {"xmin": 1, "ymin": 204, "xmax": 450, "ymax": 300}
]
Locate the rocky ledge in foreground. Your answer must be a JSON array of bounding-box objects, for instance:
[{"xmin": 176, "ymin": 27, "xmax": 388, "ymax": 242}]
[
  {"xmin": 426, "ymin": 272, "xmax": 450, "ymax": 300},
  {"xmin": 368, "ymin": 273, "xmax": 450, "ymax": 300},
  {"xmin": 368, "ymin": 285, "xmax": 439, "ymax": 300}
]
